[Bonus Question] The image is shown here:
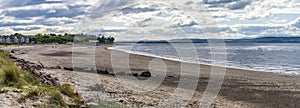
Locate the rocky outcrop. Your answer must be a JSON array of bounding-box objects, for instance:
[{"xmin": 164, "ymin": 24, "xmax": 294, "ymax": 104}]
[{"xmin": 9, "ymin": 55, "xmax": 60, "ymax": 86}]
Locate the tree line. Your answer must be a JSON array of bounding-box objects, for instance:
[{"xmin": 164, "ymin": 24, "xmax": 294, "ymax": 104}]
[{"xmin": 2, "ymin": 33, "xmax": 115, "ymax": 44}]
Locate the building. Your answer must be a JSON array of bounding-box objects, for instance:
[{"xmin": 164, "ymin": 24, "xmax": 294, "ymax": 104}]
[
  {"xmin": 0, "ymin": 36, "xmax": 3, "ymax": 43},
  {"xmin": 6, "ymin": 37, "xmax": 11, "ymax": 43},
  {"xmin": 0, "ymin": 35, "xmax": 30, "ymax": 44},
  {"xmin": 13, "ymin": 36, "xmax": 19, "ymax": 43}
]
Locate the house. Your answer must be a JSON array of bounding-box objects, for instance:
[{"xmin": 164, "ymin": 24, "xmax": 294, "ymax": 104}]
[
  {"xmin": 0, "ymin": 35, "xmax": 31, "ymax": 44},
  {"xmin": 25, "ymin": 37, "xmax": 30, "ymax": 44},
  {"xmin": 0, "ymin": 36, "xmax": 3, "ymax": 43},
  {"xmin": 13, "ymin": 36, "xmax": 19, "ymax": 43},
  {"xmin": 5, "ymin": 37, "xmax": 11, "ymax": 43},
  {"xmin": 21, "ymin": 37, "xmax": 25, "ymax": 43}
]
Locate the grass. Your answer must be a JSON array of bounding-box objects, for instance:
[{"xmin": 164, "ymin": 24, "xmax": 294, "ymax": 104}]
[
  {"xmin": 49, "ymin": 91, "xmax": 67, "ymax": 107},
  {"xmin": 0, "ymin": 49, "xmax": 85, "ymax": 107},
  {"xmin": 60, "ymin": 84, "xmax": 76, "ymax": 98},
  {"xmin": 0, "ymin": 52, "xmax": 23, "ymax": 86},
  {"xmin": 0, "ymin": 88, "xmax": 9, "ymax": 93}
]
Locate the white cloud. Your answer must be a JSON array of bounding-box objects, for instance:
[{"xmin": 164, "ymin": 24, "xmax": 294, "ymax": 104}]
[{"xmin": 0, "ymin": 0, "xmax": 300, "ymax": 40}]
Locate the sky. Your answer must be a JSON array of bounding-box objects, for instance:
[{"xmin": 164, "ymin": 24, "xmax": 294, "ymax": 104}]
[{"xmin": 0, "ymin": 0, "xmax": 300, "ymax": 40}]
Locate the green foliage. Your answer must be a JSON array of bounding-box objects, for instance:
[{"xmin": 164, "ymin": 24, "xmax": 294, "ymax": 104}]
[
  {"xmin": 0, "ymin": 50, "xmax": 10, "ymax": 59},
  {"xmin": 97, "ymin": 36, "xmax": 115, "ymax": 43},
  {"xmin": 49, "ymin": 91, "xmax": 67, "ymax": 107},
  {"xmin": 2, "ymin": 66, "xmax": 21, "ymax": 85},
  {"xmin": 0, "ymin": 88, "xmax": 8, "ymax": 93},
  {"xmin": 0, "ymin": 56, "xmax": 23, "ymax": 86},
  {"xmin": 21, "ymin": 87, "xmax": 47, "ymax": 99},
  {"xmin": 0, "ymin": 50, "xmax": 84, "ymax": 107},
  {"xmin": 32, "ymin": 34, "xmax": 74, "ymax": 44},
  {"xmin": 23, "ymin": 71, "xmax": 41, "ymax": 85},
  {"xmin": 59, "ymin": 84, "xmax": 85, "ymax": 106},
  {"xmin": 60, "ymin": 84, "xmax": 76, "ymax": 98}
]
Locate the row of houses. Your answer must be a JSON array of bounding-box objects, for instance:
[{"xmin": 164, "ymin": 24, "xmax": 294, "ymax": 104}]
[{"xmin": 0, "ymin": 36, "xmax": 30, "ymax": 44}]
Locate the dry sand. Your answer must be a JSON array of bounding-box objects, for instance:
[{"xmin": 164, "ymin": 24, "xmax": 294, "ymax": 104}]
[{"xmin": 2, "ymin": 45, "xmax": 300, "ymax": 108}]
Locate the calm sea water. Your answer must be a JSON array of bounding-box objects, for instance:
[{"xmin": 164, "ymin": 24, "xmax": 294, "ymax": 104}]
[{"xmin": 110, "ymin": 43, "xmax": 300, "ymax": 74}]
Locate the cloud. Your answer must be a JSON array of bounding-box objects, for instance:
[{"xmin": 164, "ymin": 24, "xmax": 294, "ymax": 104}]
[
  {"xmin": 225, "ymin": 0, "xmax": 251, "ymax": 10},
  {"xmin": 290, "ymin": 17, "xmax": 300, "ymax": 28},
  {"xmin": 203, "ymin": 0, "xmax": 238, "ymax": 4},
  {"xmin": 1, "ymin": 0, "xmax": 62, "ymax": 7},
  {"xmin": 3, "ymin": 4, "xmax": 88, "ymax": 18},
  {"xmin": 0, "ymin": 0, "xmax": 300, "ymax": 40}
]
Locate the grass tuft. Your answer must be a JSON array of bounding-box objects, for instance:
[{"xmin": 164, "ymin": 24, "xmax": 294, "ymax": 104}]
[
  {"xmin": 0, "ymin": 49, "xmax": 85, "ymax": 107},
  {"xmin": 49, "ymin": 91, "xmax": 67, "ymax": 107},
  {"xmin": 60, "ymin": 84, "xmax": 76, "ymax": 98}
]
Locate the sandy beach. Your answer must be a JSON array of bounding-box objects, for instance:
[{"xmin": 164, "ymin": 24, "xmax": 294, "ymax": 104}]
[{"xmin": 2, "ymin": 44, "xmax": 300, "ymax": 108}]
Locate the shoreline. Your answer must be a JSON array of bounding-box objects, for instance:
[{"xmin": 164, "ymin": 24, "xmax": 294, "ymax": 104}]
[
  {"xmin": 108, "ymin": 46, "xmax": 299, "ymax": 76},
  {"xmin": 2, "ymin": 45, "xmax": 300, "ymax": 108}
]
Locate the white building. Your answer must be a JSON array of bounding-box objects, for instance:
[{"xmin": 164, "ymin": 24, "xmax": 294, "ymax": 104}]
[
  {"xmin": 0, "ymin": 37, "xmax": 3, "ymax": 43},
  {"xmin": 25, "ymin": 37, "xmax": 30, "ymax": 44},
  {"xmin": 6, "ymin": 37, "xmax": 11, "ymax": 43},
  {"xmin": 0, "ymin": 36, "xmax": 30, "ymax": 44},
  {"xmin": 21, "ymin": 37, "xmax": 25, "ymax": 43},
  {"xmin": 14, "ymin": 36, "xmax": 19, "ymax": 43}
]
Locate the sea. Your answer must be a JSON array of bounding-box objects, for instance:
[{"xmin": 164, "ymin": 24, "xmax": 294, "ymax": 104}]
[{"xmin": 109, "ymin": 43, "xmax": 300, "ymax": 75}]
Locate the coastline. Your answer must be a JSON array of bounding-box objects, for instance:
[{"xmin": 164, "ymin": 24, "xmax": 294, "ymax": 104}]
[
  {"xmin": 2, "ymin": 45, "xmax": 300, "ymax": 108},
  {"xmin": 108, "ymin": 45, "xmax": 299, "ymax": 76}
]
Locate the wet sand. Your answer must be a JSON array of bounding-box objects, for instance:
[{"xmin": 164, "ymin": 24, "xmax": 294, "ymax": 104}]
[{"xmin": 2, "ymin": 45, "xmax": 300, "ymax": 108}]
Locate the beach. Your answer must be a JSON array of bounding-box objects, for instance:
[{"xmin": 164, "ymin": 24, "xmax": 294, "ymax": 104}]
[{"xmin": 2, "ymin": 44, "xmax": 300, "ymax": 108}]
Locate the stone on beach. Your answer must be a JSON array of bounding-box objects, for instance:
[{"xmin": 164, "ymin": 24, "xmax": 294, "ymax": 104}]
[{"xmin": 140, "ymin": 71, "xmax": 151, "ymax": 77}]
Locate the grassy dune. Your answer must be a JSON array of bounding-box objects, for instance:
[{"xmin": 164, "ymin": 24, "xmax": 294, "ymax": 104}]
[{"xmin": 0, "ymin": 50, "xmax": 84, "ymax": 107}]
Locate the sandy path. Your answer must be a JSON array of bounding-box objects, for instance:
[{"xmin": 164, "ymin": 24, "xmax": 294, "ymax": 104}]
[{"xmin": 2, "ymin": 45, "xmax": 300, "ymax": 108}]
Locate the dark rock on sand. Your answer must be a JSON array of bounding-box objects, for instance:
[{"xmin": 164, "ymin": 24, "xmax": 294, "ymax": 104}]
[
  {"xmin": 47, "ymin": 65, "xmax": 62, "ymax": 69},
  {"xmin": 132, "ymin": 73, "xmax": 139, "ymax": 77},
  {"xmin": 63, "ymin": 67, "xmax": 74, "ymax": 71},
  {"xmin": 10, "ymin": 49, "xmax": 19, "ymax": 53},
  {"xmin": 140, "ymin": 71, "xmax": 151, "ymax": 77},
  {"xmin": 97, "ymin": 69, "xmax": 109, "ymax": 75}
]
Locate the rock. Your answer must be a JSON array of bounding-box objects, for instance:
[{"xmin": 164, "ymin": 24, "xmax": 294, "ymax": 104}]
[
  {"xmin": 63, "ymin": 67, "xmax": 74, "ymax": 71},
  {"xmin": 97, "ymin": 69, "xmax": 109, "ymax": 75},
  {"xmin": 9, "ymin": 55, "xmax": 18, "ymax": 59},
  {"xmin": 38, "ymin": 61, "xmax": 45, "ymax": 69},
  {"xmin": 140, "ymin": 71, "xmax": 151, "ymax": 77},
  {"xmin": 132, "ymin": 73, "xmax": 139, "ymax": 77},
  {"xmin": 168, "ymin": 75, "xmax": 174, "ymax": 78},
  {"xmin": 47, "ymin": 65, "xmax": 62, "ymax": 69},
  {"xmin": 10, "ymin": 50, "xmax": 16, "ymax": 53}
]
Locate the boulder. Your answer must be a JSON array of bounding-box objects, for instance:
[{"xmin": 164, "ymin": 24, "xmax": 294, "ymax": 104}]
[
  {"xmin": 97, "ymin": 69, "xmax": 109, "ymax": 75},
  {"xmin": 132, "ymin": 73, "xmax": 139, "ymax": 77},
  {"xmin": 63, "ymin": 67, "xmax": 74, "ymax": 71},
  {"xmin": 140, "ymin": 71, "xmax": 151, "ymax": 77}
]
